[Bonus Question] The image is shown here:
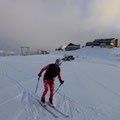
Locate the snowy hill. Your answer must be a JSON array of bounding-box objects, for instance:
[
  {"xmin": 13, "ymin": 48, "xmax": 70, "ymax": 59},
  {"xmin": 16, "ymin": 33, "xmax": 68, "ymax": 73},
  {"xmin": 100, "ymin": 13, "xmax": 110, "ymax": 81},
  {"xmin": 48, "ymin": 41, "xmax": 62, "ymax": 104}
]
[{"xmin": 0, "ymin": 47, "xmax": 120, "ymax": 120}]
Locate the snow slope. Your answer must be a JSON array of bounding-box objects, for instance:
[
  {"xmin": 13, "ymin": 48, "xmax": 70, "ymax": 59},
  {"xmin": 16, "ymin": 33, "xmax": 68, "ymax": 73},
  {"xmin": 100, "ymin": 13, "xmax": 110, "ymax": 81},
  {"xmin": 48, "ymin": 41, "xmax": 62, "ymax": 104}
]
[{"xmin": 0, "ymin": 47, "xmax": 120, "ymax": 120}]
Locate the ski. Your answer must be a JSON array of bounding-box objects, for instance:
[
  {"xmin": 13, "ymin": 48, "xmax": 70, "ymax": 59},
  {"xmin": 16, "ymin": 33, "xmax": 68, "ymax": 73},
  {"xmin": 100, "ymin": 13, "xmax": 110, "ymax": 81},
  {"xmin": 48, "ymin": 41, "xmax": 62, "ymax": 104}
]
[
  {"xmin": 46, "ymin": 102, "xmax": 69, "ymax": 118},
  {"xmin": 35, "ymin": 99, "xmax": 58, "ymax": 118}
]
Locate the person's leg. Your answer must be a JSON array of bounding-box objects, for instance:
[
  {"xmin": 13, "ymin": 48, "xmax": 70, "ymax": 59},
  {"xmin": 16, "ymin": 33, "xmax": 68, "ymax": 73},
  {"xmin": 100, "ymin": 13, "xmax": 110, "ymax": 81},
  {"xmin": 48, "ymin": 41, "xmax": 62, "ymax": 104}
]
[
  {"xmin": 49, "ymin": 80, "xmax": 54, "ymax": 104},
  {"xmin": 41, "ymin": 79, "xmax": 49, "ymax": 103}
]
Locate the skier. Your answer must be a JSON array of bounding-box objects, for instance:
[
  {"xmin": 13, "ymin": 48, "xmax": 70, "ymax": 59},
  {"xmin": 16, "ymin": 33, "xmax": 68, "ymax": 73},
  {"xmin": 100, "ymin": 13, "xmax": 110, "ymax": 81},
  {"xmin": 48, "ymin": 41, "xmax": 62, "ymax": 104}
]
[{"xmin": 38, "ymin": 59, "xmax": 64, "ymax": 105}]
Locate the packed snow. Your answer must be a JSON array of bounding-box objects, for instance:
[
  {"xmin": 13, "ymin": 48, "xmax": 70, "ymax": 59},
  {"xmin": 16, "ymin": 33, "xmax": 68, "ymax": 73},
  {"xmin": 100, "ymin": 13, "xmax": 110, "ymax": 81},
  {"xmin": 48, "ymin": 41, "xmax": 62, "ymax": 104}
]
[{"xmin": 0, "ymin": 47, "xmax": 120, "ymax": 120}]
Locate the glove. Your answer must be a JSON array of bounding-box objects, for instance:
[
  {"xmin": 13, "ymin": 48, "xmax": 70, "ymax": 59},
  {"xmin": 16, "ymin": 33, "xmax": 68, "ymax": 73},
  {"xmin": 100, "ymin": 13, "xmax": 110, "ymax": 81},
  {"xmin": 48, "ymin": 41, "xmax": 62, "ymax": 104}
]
[
  {"xmin": 38, "ymin": 73, "xmax": 42, "ymax": 77},
  {"xmin": 60, "ymin": 80, "xmax": 64, "ymax": 84}
]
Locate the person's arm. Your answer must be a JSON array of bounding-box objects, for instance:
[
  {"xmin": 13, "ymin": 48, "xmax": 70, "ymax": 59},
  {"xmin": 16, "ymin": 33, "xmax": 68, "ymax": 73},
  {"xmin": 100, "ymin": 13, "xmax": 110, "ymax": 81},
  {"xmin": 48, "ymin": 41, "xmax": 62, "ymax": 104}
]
[
  {"xmin": 40, "ymin": 65, "xmax": 49, "ymax": 74},
  {"xmin": 58, "ymin": 71, "xmax": 64, "ymax": 84},
  {"xmin": 58, "ymin": 70, "xmax": 62, "ymax": 81},
  {"xmin": 38, "ymin": 65, "xmax": 50, "ymax": 77}
]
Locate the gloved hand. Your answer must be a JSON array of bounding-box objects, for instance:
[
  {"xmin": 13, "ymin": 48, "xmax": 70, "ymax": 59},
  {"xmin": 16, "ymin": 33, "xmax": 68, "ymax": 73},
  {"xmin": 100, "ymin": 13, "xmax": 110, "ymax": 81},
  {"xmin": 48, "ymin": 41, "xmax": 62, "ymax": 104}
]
[
  {"xmin": 60, "ymin": 80, "xmax": 64, "ymax": 84},
  {"xmin": 38, "ymin": 73, "xmax": 42, "ymax": 77}
]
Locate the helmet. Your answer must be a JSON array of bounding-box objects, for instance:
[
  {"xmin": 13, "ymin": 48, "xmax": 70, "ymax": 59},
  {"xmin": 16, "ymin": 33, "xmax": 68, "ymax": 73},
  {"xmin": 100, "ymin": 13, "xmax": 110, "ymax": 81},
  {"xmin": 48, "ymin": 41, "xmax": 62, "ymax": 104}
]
[{"xmin": 55, "ymin": 59, "xmax": 62, "ymax": 66}]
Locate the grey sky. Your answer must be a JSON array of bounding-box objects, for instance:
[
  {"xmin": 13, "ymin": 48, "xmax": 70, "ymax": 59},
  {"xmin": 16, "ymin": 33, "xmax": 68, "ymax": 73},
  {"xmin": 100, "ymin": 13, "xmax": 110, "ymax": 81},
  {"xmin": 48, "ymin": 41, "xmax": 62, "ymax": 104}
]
[{"xmin": 0, "ymin": 0, "xmax": 120, "ymax": 52}]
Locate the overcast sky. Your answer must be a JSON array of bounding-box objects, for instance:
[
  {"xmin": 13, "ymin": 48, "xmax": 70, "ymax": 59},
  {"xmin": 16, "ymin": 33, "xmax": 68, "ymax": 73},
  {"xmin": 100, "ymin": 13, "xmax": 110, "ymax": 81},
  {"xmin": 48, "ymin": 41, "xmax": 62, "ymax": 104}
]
[{"xmin": 0, "ymin": 0, "xmax": 120, "ymax": 52}]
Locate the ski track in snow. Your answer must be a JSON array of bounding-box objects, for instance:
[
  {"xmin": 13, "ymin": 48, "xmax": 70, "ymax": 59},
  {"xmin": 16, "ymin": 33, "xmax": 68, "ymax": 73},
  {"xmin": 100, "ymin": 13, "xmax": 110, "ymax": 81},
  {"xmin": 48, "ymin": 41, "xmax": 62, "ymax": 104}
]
[
  {"xmin": 1, "ymin": 48, "xmax": 120, "ymax": 120},
  {"xmin": 0, "ymin": 62, "xmax": 117, "ymax": 120},
  {"xmin": 1, "ymin": 71, "xmax": 111, "ymax": 120},
  {"xmin": 63, "ymin": 63, "xmax": 106, "ymax": 120},
  {"xmin": 0, "ymin": 61, "xmax": 81, "ymax": 120}
]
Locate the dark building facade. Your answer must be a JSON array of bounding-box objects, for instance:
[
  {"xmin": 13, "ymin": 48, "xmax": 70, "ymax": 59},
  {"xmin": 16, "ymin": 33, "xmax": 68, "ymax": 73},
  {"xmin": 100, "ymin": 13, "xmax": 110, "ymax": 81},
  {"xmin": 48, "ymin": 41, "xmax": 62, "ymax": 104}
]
[
  {"xmin": 65, "ymin": 43, "xmax": 80, "ymax": 51},
  {"xmin": 86, "ymin": 38, "xmax": 118, "ymax": 48}
]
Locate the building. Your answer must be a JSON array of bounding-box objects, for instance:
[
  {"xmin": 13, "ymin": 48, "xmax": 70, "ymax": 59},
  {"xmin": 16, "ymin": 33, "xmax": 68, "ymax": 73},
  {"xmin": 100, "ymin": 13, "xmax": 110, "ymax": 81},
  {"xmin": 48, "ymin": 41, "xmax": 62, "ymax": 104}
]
[
  {"xmin": 65, "ymin": 43, "xmax": 80, "ymax": 51},
  {"xmin": 86, "ymin": 38, "xmax": 118, "ymax": 48},
  {"xmin": 86, "ymin": 42, "xmax": 94, "ymax": 46}
]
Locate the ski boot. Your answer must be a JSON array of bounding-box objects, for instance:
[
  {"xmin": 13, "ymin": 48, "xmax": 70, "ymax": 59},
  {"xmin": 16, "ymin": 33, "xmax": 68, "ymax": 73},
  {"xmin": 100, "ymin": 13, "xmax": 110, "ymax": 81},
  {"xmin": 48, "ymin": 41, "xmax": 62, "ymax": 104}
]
[
  {"xmin": 41, "ymin": 98, "xmax": 46, "ymax": 107},
  {"xmin": 49, "ymin": 98, "xmax": 54, "ymax": 108}
]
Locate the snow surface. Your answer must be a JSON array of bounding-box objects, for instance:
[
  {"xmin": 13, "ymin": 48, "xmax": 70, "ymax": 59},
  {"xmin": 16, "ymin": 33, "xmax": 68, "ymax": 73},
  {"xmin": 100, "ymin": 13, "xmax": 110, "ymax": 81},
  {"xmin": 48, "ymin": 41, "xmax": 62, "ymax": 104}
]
[{"xmin": 0, "ymin": 47, "xmax": 120, "ymax": 120}]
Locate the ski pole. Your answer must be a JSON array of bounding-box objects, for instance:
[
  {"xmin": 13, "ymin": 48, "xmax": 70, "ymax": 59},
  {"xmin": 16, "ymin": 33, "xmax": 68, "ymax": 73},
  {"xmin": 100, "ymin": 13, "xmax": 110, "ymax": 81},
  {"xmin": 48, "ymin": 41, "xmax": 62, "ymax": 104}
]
[
  {"xmin": 35, "ymin": 77, "xmax": 40, "ymax": 93},
  {"xmin": 54, "ymin": 84, "xmax": 62, "ymax": 95}
]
